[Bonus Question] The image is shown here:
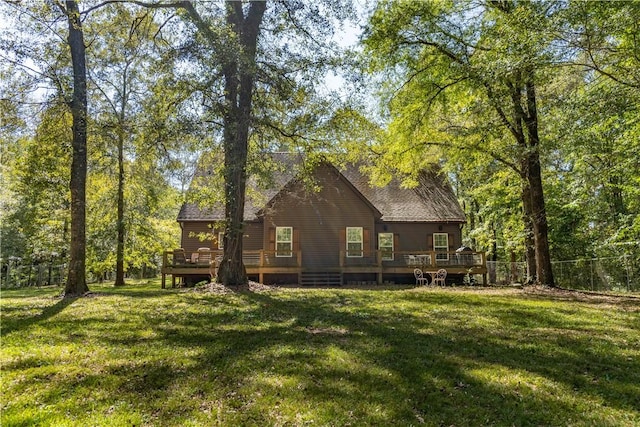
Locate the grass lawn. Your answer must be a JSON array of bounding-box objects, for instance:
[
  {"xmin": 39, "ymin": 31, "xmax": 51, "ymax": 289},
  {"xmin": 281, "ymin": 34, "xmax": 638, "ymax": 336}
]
[{"xmin": 1, "ymin": 281, "xmax": 639, "ymax": 426}]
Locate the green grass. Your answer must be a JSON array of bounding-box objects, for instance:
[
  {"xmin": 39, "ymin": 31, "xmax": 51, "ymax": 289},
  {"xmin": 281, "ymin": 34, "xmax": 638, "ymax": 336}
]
[{"xmin": 2, "ymin": 281, "xmax": 639, "ymax": 426}]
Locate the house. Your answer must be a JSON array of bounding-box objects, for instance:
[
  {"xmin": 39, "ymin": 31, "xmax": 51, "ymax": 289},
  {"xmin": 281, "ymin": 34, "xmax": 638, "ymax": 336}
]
[{"xmin": 161, "ymin": 153, "xmax": 486, "ymax": 287}]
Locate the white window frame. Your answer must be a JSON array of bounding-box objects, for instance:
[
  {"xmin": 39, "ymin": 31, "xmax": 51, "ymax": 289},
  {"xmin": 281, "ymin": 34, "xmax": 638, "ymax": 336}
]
[
  {"xmin": 275, "ymin": 226, "xmax": 293, "ymax": 257},
  {"xmin": 434, "ymin": 232, "xmax": 449, "ymax": 261},
  {"xmin": 346, "ymin": 227, "xmax": 363, "ymax": 258},
  {"xmin": 378, "ymin": 233, "xmax": 394, "ymax": 261},
  {"xmin": 217, "ymin": 232, "xmax": 225, "ymax": 250}
]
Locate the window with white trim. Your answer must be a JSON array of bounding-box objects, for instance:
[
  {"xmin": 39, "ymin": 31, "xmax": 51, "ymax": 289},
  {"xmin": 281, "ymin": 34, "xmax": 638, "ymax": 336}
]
[
  {"xmin": 434, "ymin": 232, "xmax": 449, "ymax": 261},
  {"xmin": 217, "ymin": 232, "xmax": 224, "ymax": 249},
  {"xmin": 276, "ymin": 226, "xmax": 293, "ymax": 257},
  {"xmin": 378, "ymin": 233, "xmax": 394, "ymax": 261},
  {"xmin": 346, "ymin": 227, "xmax": 363, "ymax": 257}
]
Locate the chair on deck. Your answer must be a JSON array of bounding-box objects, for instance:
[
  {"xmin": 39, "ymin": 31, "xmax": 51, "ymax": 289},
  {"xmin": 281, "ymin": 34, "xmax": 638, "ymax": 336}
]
[
  {"xmin": 197, "ymin": 248, "xmax": 214, "ymax": 280},
  {"xmin": 432, "ymin": 268, "xmax": 447, "ymax": 286},
  {"xmin": 197, "ymin": 248, "xmax": 212, "ymax": 266},
  {"xmin": 414, "ymin": 268, "xmax": 429, "ymax": 286},
  {"xmin": 172, "ymin": 248, "xmax": 187, "ymax": 266}
]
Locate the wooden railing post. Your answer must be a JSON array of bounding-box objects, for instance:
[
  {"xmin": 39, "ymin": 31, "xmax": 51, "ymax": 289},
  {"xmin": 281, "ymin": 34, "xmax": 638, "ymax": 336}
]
[{"xmin": 161, "ymin": 250, "xmax": 168, "ymax": 289}]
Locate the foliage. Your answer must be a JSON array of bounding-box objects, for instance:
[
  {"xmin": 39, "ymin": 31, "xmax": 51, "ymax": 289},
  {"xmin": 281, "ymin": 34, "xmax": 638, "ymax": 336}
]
[
  {"xmin": 359, "ymin": 0, "xmax": 639, "ymax": 274},
  {"xmin": 1, "ymin": 105, "xmax": 72, "ymax": 265},
  {"xmin": 2, "ymin": 283, "xmax": 639, "ymax": 426},
  {"xmin": 0, "ymin": 2, "xmax": 183, "ymax": 283}
]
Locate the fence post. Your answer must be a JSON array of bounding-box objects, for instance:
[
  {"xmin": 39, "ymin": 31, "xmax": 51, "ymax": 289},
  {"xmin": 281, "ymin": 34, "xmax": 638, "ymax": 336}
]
[{"xmin": 624, "ymin": 253, "xmax": 631, "ymax": 292}]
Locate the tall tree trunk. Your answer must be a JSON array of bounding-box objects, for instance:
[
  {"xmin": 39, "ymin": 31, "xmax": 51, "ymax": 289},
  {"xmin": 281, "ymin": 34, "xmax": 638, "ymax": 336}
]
[
  {"xmin": 115, "ymin": 128, "xmax": 125, "ymax": 286},
  {"xmin": 217, "ymin": 0, "xmax": 267, "ymax": 287},
  {"xmin": 521, "ymin": 179, "xmax": 537, "ymax": 283},
  {"xmin": 526, "ymin": 150, "xmax": 554, "ymax": 285},
  {"xmin": 63, "ymin": 0, "xmax": 89, "ymax": 296},
  {"xmin": 115, "ymin": 70, "xmax": 127, "ymax": 287},
  {"xmin": 524, "ymin": 76, "xmax": 554, "ymax": 286}
]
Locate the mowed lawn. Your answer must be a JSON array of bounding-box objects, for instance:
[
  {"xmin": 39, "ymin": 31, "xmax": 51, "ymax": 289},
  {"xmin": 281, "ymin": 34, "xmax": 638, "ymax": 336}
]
[{"xmin": 1, "ymin": 282, "xmax": 639, "ymax": 427}]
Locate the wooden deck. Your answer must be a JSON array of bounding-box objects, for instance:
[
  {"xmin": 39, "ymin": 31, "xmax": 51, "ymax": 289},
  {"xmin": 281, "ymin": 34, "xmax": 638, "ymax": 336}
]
[{"xmin": 161, "ymin": 249, "xmax": 487, "ymax": 287}]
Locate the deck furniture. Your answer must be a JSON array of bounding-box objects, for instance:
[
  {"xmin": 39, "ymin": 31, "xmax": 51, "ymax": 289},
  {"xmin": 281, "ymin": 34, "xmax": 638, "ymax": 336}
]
[
  {"xmin": 432, "ymin": 268, "xmax": 447, "ymax": 286},
  {"xmin": 414, "ymin": 268, "xmax": 429, "ymax": 286},
  {"xmin": 196, "ymin": 248, "xmax": 212, "ymax": 266},
  {"xmin": 173, "ymin": 248, "xmax": 187, "ymax": 266}
]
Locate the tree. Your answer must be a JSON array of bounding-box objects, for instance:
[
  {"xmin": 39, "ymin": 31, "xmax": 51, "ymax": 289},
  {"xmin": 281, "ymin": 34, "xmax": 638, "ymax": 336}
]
[
  {"xmin": 2, "ymin": 0, "xmax": 187, "ymax": 287},
  {"xmin": 363, "ymin": 0, "xmax": 560, "ymax": 284},
  {"xmin": 59, "ymin": 0, "xmax": 90, "ymax": 296},
  {"xmin": 561, "ymin": 1, "xmax": 640, "ymax": 89},
  {"xmin": 1, "ymin": 105, "xmax": 72, "ymax": 268},
  {"xmin": 86, "ymin": 5, "xmax": 164, "ymax": 286},
  {"xmin": 130, "ymin": 0, "xmax": 354, "ymax": 286}
]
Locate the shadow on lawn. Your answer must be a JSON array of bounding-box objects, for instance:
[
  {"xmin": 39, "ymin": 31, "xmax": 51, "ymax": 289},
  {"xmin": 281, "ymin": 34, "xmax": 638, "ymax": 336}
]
[
  {"xmin": 120, "ymin": 290, "xmax": 639, "ymax": 425},
  {"xmin": 13, "ymin": 288, "xmax": 637, "ymax": 426},
  {"xmin": 1, "ymin": 296, "xmax": 76, "ymax": 335}
]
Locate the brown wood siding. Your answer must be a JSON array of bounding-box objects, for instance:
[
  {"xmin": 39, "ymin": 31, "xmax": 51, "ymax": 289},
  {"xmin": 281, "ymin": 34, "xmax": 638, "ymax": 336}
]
[
  {"xmin": 180, "ymin": 222, "xmax": 214, "ymax": 252},
  {"xmin": 180, "ymin": 221, "xmax": 263, "ymax": 252},
  {"xmin": 264, "ymin": 164, "xmax": 376, "ymax": 270},
  {"xmin": 243, "ymin": 222, "xmax": 263, "ymax": 251},
  {"xmin": 374, "ymin": 223, "xmax": 462, "ymax": 252}
]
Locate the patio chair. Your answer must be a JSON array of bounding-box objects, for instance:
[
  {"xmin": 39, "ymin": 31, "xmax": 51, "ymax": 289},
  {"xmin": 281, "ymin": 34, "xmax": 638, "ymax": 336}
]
[
  {"xmin": 432, "ymin": 268, "xmax": 447, "ymax": 286},
  {"xmin": 172, "ymin": 248, "xmax": 187, "ymax": 266},
  {"xmin": 197, "ymin": 248, "xmax": 212, "ymax": 266},
  {"xmin": 414, "ymin": 268, "xmax": 429, "ymax": 286}
]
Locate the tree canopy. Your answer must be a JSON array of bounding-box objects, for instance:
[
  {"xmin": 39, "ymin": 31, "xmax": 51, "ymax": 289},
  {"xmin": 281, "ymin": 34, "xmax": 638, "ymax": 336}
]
[{"xmin": 1, "ymin": 0, "xmax": 637, "ymax": 289}]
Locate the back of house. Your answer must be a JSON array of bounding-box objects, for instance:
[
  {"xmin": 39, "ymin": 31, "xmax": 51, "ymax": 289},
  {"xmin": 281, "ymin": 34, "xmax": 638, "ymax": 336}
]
[{"xmin": 162, "ymin": 153, "xmax": 486, "ymax": 287}]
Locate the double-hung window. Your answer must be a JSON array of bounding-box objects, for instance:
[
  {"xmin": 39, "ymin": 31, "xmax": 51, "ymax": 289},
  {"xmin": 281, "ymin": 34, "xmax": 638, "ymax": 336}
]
[
  {"xmin": 276, "ymin": 227, "xmax": 293, "ymax": 257},
  {"xmin": 346, "ymin": 227, "xmax": 363, "ymax": 258},
  {"xmin": 378, "ymin": 233, "xmax": 394, "ymax": 261},
  {"xmin": 433, "ymin": 232, "xmax": 449, "ymax": 261}
]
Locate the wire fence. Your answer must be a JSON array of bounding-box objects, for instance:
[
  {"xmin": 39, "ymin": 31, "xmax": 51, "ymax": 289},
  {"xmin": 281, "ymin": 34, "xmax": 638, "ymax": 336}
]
[
  {"xmin": 487, "ymin": 255, "xmax": 638, "ymax": 292},
  {"xmin": 2, "ymin": 256, "xmax": 638, "ymax": 292},
  {"xmin": 1, "ymin": 262, "xmax": 68, "ymax": 288},
  {"xmin": 1, "ymin": 260, "xmax": 162, "ymax": 289}
]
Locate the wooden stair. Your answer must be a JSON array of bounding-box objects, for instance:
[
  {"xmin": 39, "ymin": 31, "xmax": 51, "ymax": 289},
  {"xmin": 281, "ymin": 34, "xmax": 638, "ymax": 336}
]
[{"xmin": 300, "ymin": 272, "xmax": 342, "ymax": 286}]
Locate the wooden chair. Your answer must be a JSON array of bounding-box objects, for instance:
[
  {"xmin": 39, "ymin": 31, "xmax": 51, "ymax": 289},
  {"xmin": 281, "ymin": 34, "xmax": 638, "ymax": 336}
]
[
  {"xmin": 432, "ymin": 268, "xmax": 447, "ymax": 286},
  {"xmin": 414, "ymin": 269, "xmax": 429, "ymax": 286},
  {"xmin": 172, "ymin": 248, "xmax": 187, "ymax": 266},
  {"xmin": 197, "ymin": 248, "xmax": 212, "ymax": 266}
]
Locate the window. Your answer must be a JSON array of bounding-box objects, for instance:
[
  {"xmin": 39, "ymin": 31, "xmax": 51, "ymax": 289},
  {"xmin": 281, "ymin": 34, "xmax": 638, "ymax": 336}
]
[
  {"xmin": 434, "ymin": 233, "xmax": 449, "ymax": 261},
  {"xmin": 276, "ymin": 227, "xmax": 293, "ymax": 257},
  {"xmin": 346, "ymin": 227, "xmax": 363, "ymax": 257},
  {"xmin": 217, "ymin": 232, "xmax": 224, "ymax": 249},
  {"xmin": 379, "ymin": 233, "xmax": 394, "ymax": 261}
]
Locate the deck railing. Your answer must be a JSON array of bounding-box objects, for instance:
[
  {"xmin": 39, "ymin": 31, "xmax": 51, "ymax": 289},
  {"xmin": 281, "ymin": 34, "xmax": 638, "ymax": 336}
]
[
  {"xmin": 162, "ymin": 249, "xmax": 302, "ymax": 269},
  {"xmin": 339, "ymin": 250, "xmax": 486, "ymax": 270},
  {"xmin": 163, "ymin": 249, "xmax": 485, "ymax": 272}
]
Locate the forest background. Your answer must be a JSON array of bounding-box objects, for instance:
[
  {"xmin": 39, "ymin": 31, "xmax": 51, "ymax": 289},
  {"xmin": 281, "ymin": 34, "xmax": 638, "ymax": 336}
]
[{"xmin": 1, "ymin": 1, "xmax": 638, "ymax": 290}]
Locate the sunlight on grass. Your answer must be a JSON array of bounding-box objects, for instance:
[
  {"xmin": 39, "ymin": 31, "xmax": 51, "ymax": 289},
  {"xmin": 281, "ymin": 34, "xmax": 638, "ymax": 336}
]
[{"xmin": 2, "ymin": 282, "xmax": 639, "ymax": 426}]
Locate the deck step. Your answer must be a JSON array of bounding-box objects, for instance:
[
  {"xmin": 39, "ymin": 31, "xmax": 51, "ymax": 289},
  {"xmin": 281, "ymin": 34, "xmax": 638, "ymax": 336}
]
[{"xmin": 300, "ymin": 272, "xmax": 342, "ymax": 286}]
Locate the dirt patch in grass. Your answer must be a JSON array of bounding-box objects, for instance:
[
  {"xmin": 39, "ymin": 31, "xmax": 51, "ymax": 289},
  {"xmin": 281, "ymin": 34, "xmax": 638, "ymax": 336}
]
[
  {"xmin": 192, "ymin": 281, "xmax": 277, "ymax": 294},
  {"xmin": 522, "ymin": 284, "xmax": 640, "ymax": 310}
]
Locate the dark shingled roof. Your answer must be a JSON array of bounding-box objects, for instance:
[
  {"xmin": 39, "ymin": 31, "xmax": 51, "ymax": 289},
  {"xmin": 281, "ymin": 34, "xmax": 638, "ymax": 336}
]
[{"xmin": 178, "ymin": 153, "xmax": 465, "ymax": 223}]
